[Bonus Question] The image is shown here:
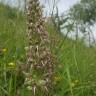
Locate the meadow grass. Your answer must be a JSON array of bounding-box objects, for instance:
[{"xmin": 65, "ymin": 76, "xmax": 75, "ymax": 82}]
[{"xmin": 0, "ymin": 4, "xmax": 96, "ymax": 96}]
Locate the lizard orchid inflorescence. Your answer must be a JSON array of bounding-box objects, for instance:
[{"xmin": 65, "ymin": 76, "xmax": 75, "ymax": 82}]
[{"xmin": 24, "ymin": 0, "xmax": 54, "ymax": 95}]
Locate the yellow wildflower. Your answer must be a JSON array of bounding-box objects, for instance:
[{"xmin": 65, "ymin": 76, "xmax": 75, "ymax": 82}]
[
  {"xmin": 2, "ymin": 48, "xmax": 7, "ymax": 52},
  {"xmin": 8, "ymin": 62, "xmax": 16, "ymax": 69}
]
